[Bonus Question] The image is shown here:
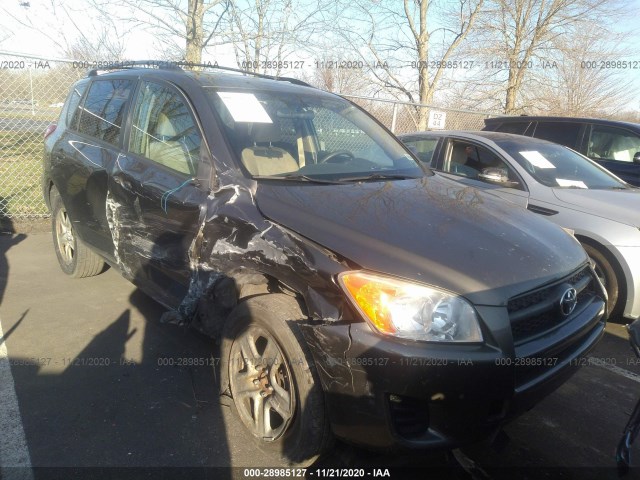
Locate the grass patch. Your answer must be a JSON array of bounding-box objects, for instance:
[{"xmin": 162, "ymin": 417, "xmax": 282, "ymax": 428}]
[{"xmin": 0, "ymin": 130, "xmax": 48, "ymax": 217}]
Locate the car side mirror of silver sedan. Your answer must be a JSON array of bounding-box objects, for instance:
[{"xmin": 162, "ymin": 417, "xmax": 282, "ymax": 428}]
[{"xmin": 478, "ymin": 167, "xmax": 520, "ymax": 188}]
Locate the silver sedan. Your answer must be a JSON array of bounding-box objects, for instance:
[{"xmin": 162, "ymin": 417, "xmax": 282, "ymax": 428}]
[{"xmin": 400, "ymin": 130, "xmax": 640, "ymax": 321}]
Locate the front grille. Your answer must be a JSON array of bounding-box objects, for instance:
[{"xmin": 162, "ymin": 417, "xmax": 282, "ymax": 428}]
[{"xmin": 508, "ymin": 266, "xmax": 597, "ymax": 344}]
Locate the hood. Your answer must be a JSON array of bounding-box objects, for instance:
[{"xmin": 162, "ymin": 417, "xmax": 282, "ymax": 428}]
[
  {"xmin": 256, "ymin": 176, "xmax": 587, "ymax": 306},
  {"xmin": 552, "ymin": 188, "xmax": 640, "ymax": 228}
]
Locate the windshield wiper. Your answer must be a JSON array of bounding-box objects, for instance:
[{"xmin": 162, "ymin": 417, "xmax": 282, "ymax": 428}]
[
  {"xmin": 337, "ymin": 173, "xmax": 422, "ymax": 182},
  {"xmin": 253, "ymin": 174, "xmax": 348, "ymax": 184}
]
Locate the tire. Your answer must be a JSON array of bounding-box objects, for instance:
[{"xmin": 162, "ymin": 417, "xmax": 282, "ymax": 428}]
[
  {"xmin": 582, "ymin": 243, "xmax": 621, "ymax": 318},
  {"xmin": 50, "ymin": 187, "xmax": 105, "ymax": 278},
  {"xmin": 220, "ymin": 294, "xmax": 332, "ymax": 466}
]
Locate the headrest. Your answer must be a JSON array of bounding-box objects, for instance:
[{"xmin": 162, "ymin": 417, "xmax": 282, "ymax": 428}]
[
  {"xmin": 155, "ymin": 113, "xmax": 178, "ymax": 137},
  {"xmin": 250, "ymin": 121, "xmax": 281, "ymax": 144}
]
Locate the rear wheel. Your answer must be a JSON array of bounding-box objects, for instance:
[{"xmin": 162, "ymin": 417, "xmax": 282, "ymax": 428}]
[
  {"xmin": 50, "ymin": 187, "xmax": 105, "ymax": 278},
  {"xmin": 220, "ymin": 294, "xmax": 332, "ymax": 466},
  {"xmin": 582, "ymin": 243, "xmax": 621, "ymax": 318}
]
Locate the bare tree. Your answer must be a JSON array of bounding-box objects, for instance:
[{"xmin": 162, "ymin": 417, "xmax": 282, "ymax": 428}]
[
  {"xmin": 333, "ymin": 0, "xmax": 484, "ymax": 129},
  {"xmin": 471, "ymin": 0, "xmax": 625, "ymax": 114},
  {"xmin": 226, "ymin": 0, "xmax": 325, "ymax": 75},
  {"xmin": 90, "ymin": 0, "xmax": 229, "ymax": 63},
  {"xmin": 302, "ymin": 55, "xmax": 373, "ymax": 95},
  {"xmin": 530, "ymin": 30, "xmax": 631, "ymax": 116},
  {"xmin": 1, "ymin": 1, "xmax": 129, "ymax": 61}
]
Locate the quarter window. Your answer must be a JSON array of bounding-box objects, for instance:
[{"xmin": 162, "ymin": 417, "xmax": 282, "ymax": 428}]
[
  {"xmin": 403, "ymin": 138, "xmax": 438, "ymax": 166},
  {"xmin": 129, "ymin": 82, "xmax": 201, "ymax": 175},
  {"xmin": 77, "ymin": 80, "xmax": 133, "ymax": 145},
  {"xmin": 587, "ymin": 126, "xmax": 640, "ymax": 162}
]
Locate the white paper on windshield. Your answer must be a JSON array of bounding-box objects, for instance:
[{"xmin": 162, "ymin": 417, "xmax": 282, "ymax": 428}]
[
  {"xmin": 520, "ymin": 150, "xmax": 556, "ymax": 169},
  {"xmin": 556, "ymin": 179, "xmax": 587, "ymax": 189},
  {"xmin": 217, "ymin": 92, "xmax": 272, "ymax": 123}
]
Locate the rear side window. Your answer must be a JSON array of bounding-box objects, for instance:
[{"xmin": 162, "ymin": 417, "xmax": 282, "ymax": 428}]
[
  {"xmin": 587, "ymin": 125, "xmax": 640, "ymax": 162},
  {"xmin": 77, "ymin": 79, "xmax": 133, "ymax": 146},
  {"xmin": 532, "ymin": 122, "xmax": 581, "ymax": 148}
]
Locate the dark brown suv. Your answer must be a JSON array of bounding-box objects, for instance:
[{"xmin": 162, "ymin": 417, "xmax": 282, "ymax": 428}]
[{"xmin": 42, "ymin": 63, "xmax": 606, "ymax": 466}]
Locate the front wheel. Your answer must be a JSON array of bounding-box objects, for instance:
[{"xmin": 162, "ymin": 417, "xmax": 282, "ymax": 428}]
[
  {"xmin": 220, "ymin": 294, "xmax": 332, "ymax": 466},
  {"xmin": 50, "ymin": 187, "xmax": 105, "ymax": 278},
  {"xmin": 582, "ymin": 243, "xmax": 621, "ymax": 318}
]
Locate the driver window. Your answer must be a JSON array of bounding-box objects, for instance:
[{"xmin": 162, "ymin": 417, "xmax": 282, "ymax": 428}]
[
  {"xmin": 129, "ymin": 81, "xmax": 201, "ymax": 175},
  {"xmin": 587, "ymin": 126, "xmax": 640, "ymax": 162},
  {"xmin": 446, "ymin": 140, "xmax": 518, "ymax": 186}
]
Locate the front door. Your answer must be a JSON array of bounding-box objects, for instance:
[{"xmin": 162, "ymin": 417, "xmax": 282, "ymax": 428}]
[
  {"xmin": 437, "ymin": 138, "xmax": 530, "ymax": 208},
  {"xmin": 107, "ymin": 79, "xmax": 211, "ymax": 308}
]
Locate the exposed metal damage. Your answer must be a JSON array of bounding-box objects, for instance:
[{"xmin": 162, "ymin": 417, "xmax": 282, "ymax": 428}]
[{"xmin": 105, "ymin": 192, "xmax": 133, "ymax": 278}]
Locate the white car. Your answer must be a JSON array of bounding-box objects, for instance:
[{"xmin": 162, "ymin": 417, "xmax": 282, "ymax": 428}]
[{"xmin": 400, "ymin": 130, "xmax": 640, "ymax": 320}]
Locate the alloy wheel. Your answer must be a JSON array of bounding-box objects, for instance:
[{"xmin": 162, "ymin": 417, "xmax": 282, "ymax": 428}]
[{"xmin": 229, "ymin": 325, "xmax": 295, "ymax": 441}]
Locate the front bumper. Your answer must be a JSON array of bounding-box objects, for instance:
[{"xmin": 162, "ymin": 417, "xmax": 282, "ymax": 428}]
[{"xmin": 302, "ymin": 297, "xmax": 605, "ymax": 450}]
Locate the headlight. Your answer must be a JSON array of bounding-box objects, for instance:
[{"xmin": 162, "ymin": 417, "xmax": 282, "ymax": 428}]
[{"xmin": 338, "ymin": 271, "xmax": 483, "ymax": 343}]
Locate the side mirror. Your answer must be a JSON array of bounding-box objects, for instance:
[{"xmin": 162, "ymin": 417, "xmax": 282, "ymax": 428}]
[
  {"xmin": 478, "ymin": 167, "xmax": 519, "ymax": 188},
  {"xmin": 633, "ymin": 152, "xmax": 640, "ymax": 164}
]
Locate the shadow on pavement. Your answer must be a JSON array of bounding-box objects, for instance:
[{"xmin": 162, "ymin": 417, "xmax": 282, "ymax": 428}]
[
  {"xmin": 6, "ymin": 288, "xmax": 232, "ymax": 479},
  {"xmin": 0, "ymin": 212, "xmax": 27, "ymax": 307}
]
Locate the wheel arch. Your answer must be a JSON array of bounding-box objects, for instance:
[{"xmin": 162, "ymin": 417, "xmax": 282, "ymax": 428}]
[
  {"xmin": 193, "ymin": 266, "xmax": 318, "ymax": 339},
  {"xmin": 574, "ymin": 234, "xmax": 628, "ymax": 315}
]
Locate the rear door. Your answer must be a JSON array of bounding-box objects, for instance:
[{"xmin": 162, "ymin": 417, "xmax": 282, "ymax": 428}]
[
  {"xmin": 50, "ymin": 76, "xmax": 135, "ymax": 260},
  {"xmin": 582, "ymin": 124, "xmax": 640, "ymax": 186},
  {"xmin": 107, "ymin": 79, "xmax": 212, "ymax": 307}
]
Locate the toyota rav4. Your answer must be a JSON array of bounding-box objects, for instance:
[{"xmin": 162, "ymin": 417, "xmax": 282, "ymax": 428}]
[{"xmin": 43, "ymin": 63, "xmax": 607, "ymax": 466}]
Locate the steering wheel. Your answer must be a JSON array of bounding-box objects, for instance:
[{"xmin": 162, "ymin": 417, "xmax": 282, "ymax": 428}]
[{"xmin": 319, "ymin": 150, "xmax": 355, "ymax": 163}]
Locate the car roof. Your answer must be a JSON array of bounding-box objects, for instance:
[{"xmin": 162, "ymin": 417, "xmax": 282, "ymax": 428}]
[
  {"xmin": 84, "ymin": 65, "xmax": 326, "ymax": 96},
  {"xmin": 484, "ymin": 115, "xmax": 640, "ymax": 130},
  {"xmin": 399, "ymin": 129, "xmax": 562, "ymax": 147}
]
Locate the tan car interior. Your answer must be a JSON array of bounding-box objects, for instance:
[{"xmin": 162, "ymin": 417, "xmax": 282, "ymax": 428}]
[
  {"xmin": 240, "ymin": 120, "xmax": 300, "ymax": 176},
  {"xmin": 147, "ymin": 112, "xmax": 198, "ymax": 175}
]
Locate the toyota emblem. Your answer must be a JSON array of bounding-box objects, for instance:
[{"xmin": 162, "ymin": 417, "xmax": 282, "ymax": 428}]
[{"xmin": 560, "ymin": 288, "xmax": 578, "ymax": 316}]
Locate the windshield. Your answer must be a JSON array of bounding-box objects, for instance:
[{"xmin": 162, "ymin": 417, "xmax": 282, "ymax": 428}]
[
  {"xmin": 495, "ymin": 139, "xmax": 629, "ymax": 189},
  {"xmin": 206, "ymin": 87, "xmax": 424, "ymax": 181}
]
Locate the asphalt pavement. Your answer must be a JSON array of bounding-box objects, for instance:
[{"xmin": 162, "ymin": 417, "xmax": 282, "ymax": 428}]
[{"xmin": 1, "ymin": 232, "xmax": 640, "ymax": 479}]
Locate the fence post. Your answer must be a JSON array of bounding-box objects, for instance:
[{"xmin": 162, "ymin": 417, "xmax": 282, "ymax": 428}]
[
  {"xmin": 390, "ymin": 102, "xmax": 398, "ymax": 133},
  {"xmin": 29, "ymin": 68, "xmax": 35, "ymax": 116}
]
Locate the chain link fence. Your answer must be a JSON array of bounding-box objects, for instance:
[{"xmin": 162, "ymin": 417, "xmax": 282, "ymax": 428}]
[
  {"xmin": 0, "ymin": 53, "xmax": 85, "ymax": 218},
  {"xmin": 0, "ymin": 52, "xmax": 497, "ymax": 219},
  {"xmin": 342, "ymin": 94, "xmax": 495, "ymax": 135}
]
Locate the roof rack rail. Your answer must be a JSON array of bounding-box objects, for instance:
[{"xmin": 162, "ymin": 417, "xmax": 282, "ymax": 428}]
[
  {"xmin": 86, "ymin": 60, "xmax": 182, "ymax": 77},
  {"xmin": 174, "ymin": 62, "xmax": 312, "ymax": 87},
  {"xmin": 86, "ymin": 59, "xmax": 311, "ymax": 87}
]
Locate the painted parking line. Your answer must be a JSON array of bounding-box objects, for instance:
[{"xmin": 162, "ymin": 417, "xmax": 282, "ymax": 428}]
[
  {"xmin": 0, "ymin": 316, "xmax": 33, "ymax": 479},
  {"xmin": 588, "ymin": 356, "xmax": 640, "ymax": 384}
]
